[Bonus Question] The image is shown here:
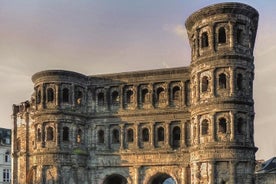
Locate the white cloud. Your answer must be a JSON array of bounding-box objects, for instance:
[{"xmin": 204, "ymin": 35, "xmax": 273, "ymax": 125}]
[{"xmin": 163, "ymin": 24, "xmax": 188, "ymax": 40}]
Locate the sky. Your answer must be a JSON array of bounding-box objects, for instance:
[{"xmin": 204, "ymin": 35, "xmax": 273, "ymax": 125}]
[{"xmin": 0, "ymin": 0, "xmax": 275, "ymax": 160}]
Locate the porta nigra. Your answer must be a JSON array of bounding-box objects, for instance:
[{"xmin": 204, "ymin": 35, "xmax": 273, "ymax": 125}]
[{"xmin": 12, "ymin": 2, "xmax": 259, "ymax": 184}]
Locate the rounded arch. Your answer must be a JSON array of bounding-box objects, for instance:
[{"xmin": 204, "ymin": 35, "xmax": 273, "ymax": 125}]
[
  {"xmin": 103, "ymin": 174, "xmax": 127, "ymax": 184},
  {"xmin": 147, "ymin": 172, "xmax": 177, "ymax": 184}
]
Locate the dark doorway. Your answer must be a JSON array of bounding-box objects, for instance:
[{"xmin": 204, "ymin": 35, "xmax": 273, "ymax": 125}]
[
  {"xmin": 149, "ymin": 173, "xmax": 176, "ymax": 184},
  {"xmin": 103, "ymin": 174, "xmax": 127, "ymax": 184}
]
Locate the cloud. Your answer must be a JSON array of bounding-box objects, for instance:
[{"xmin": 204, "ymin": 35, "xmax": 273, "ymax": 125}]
[
  {"xmin": 163, "ymin": 24, "xmax": 188, "ymax": 40},
  {"xmin": 173, "ymin": 24, "xmax": 188, "ymax": 40}
]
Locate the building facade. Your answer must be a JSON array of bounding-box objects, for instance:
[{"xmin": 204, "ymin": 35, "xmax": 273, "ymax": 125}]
[
  {"xmin": 0, "ymin": 128, "xmax": 11, "ymax": 184},
  {"xmin": 12, "ymin": 2, "xmax": 259, "ymax": 184}
]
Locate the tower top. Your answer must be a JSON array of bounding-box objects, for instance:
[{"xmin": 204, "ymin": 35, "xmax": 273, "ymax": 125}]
[{"xmin": 185, "ymin": 2, "xmax": 259, "ymax": 32}]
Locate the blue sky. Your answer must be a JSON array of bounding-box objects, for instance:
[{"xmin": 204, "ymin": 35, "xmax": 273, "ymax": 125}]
[{"xmin": 0, "ymin": 0, "xmax": 276, "ymax": 160}]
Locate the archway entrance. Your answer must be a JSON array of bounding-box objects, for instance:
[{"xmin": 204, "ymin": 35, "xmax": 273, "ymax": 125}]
[
  {"xmin": 149, "ymin": 173, "xmax": 176, "ymax": 184},
  {"xmin": 103, "ymin": 174, "xmax": 127, "ymax": 184}
]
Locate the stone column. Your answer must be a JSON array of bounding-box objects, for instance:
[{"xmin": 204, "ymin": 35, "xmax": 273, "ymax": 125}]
[
  {"xmin": 211, "ymin": 69, "xmax": 216, "ymax": 97},
  {"xmin": 229, "ymin": 161, "xmax": 236, "ymax": 184},
  {"xmin": 165, "ymin": 121, "xmax": 170, "ymax": 148},
  {"xmin": 209, "ymin": 161, "xmax": 215, "ymax": 184},
  {"xmin": 42, "ymin": 83, "xmax": 46, "ymax": 109},
  {"xmin": 197, "ymin": 73, "xmax": 200, "ymax": 102},
  {"xmin": 72, "ymin": 84, "xmax": 75, "ymax": 107},
  {"xmin": 120, "ymin": 124, "xmax": 125, "ymax": 150},
  {"xmin": 211, "ymin": 113, "xmax": 216, "ymax": 142},
  {"xmin": 181, "ymin": 121, "xmax": 186, "ymax": 148},
  {"xmin": 55, "ymin": 84, "xmax": 59, "ymax": 107},
  {"xmin": 196, "ymin": 116, "xmax": 200, "ymax": 145},
  {"xmin": 230, "ymin": 111, "xmax": 236, "ymax": 142},
  {"xmin": 135, "ymin": 123, "xmax": 140, "ymax": 149},
  {"xmin": 106, "ymin": 125, "xmax": 110, "ymax": 150},
  {"xmin": 150, "ymin": 122, "xmax": 155, "ymax": 148},
  {"xmin": 230, "ymin": 68, "xmax": 235, "ymax": 96},
  {"xmin": 119, "ymin": 85, "xmax": 124, "ymax": 109},
  {"xmin": 133, "ymin": 166, "xmax": 140, "ymax": 184},
  {"xmin": 229, "ymin": 21, "xmax": 234, "ymax": 50}
]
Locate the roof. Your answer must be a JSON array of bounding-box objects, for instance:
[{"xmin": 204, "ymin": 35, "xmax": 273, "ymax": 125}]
[{"xmin": 256, "ymin": 157, "xmax": 276, "ymax": 173}]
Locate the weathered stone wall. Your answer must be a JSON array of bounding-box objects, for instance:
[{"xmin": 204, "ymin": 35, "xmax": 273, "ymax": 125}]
[{"xmin": 12, "ymin": 2, "xmax": 259, "ymax": 184}]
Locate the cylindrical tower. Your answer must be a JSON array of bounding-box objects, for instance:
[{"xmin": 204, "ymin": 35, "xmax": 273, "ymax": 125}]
[
  {"xmin": 186, "ymin": 2, "xmax": 258, "ymax": 184},
  {"xmin": 30, "ymin": 70, "xmax": 89, "ymax": 183}
]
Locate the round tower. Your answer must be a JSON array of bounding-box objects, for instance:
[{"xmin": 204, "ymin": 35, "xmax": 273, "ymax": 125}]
[
  {"xmin": 30, "ymin": 70, "xmax": 89, "ymax": 183},
  {"xmin": 185, "ymin": 2, "xmax": 258, "ymax": 184}
]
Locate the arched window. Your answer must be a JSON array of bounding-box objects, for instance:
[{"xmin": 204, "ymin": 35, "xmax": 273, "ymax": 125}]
[
  {"xmin": 172, "ymin": 86, "xmax": 181, "ymax": 101},
  {"xmin": 141, "ymin": 88, "xmax": 149, "ymax": 103},
  {"xmin": 47, "ymin": 88, "xmax": 54, "ymax": 102},
  {"xmin": 112, "ymin": 129, "xmax": 120, "ymax": 143},
  {"xmin": 237, "ymin": 29, "xmax": 243, "ymax": 44},
  {"xmin": 218, "ymin": 27, "xmax": 226, "ymax": 43},
  {"xmin": 237, "ymin": 118, "xmax": 246, "ymax": 135},
  {"xmin": 76, "ymin": 91, "xmax": 83, "ymax": 105},
  {"xmin": 157, "ymin": 127, "xmax": 164, "ymax": 141},
  {"xmin": 172, "ymin": 126, "xmax": 181, "ymax": 148},
  {"xmin": 142, "ymin": 128, "xmax": 149, "ymax": 142},
  {"xmin": 219, "ymin": 73, "xmax": 227, "ymax": 89},
  {"xmin": 201, "ymin": 32, "xmax": 209, "ymax": 48},
  {"xmin": 98, "ymin": 92, "xmax": 104, "ymax": 106},
  {"xmin": 219, "ymin": 118, "xmax": 227, "ymax": 133},
  {"xmin": 62, "ymin": 88, "xmax": 69, "ymax": 103},
  {"xmin": 157, "ymin": 87, "xmax": 165, "ymax": 102},
  {"xmin": 46, "ymin": 127, "xmax": 54, "ymax": 141},
  {"xmin": 127, "ymin": 129, "xmax": 134, "ymax": 142},
  {"xmin": 98, "ymin": 130, "xmax": 104, "ymax": 143},
  {"xmin": 202, "ymin": 120, "xmax": 209, "ymax": 135},
  {"xmin": 37, "ymin": 128, "xmax": 41, "ymax": 142},
  {"xmin": 62, "ymin": 127, "xmax": 69, "ymax": 141},
  {"xmin": 202, "ymin": 76, "xmax": 209, "ymax": 92},
  {"xmin": 237, "ymin": 73, "xmax": 243, "ymax": 90},
  {"xmin": 111, "ymin": 91, "xmax": 119, "ymax": 105},
  {"xmin": 77, "ymin": 129, "xmax": 82, "ymax": 143},
  {"xmin": 37, "ymin": 90, "xmax": 41, "ymax": 104},
  {"xmin": 126, "ymin": 90, "xmax": 134, "ymax": 104},
  {"xmin": 4, "ymin": 151, "xmax": 10, "ymax": 163}
]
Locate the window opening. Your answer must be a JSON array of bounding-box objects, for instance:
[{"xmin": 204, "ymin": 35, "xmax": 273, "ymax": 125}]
[
  {"xmin": 237, "ymin": 73, "xmax": 243, "ymax": 90},
  {"xmin": 47, "ymin": 88, "xmax": 54, "ymax": 102},
  {"xmin": 46, "ymin": 127, "xmax": 54, "ymax": 141},
  {"xmin": 172, "ymin": 86, "xmax": 180, "ymax": 101},
  {"xmin": 63, "ymin": 127, "xmax": 69, "ymax": 141},
  {"xmin": 77, "ymin": 129, "xmax": 82, "ymax": 143},
  {"xmin": 219, "ymin": 73, "xmax": 227, "ymax": 89},
  {"xmin": 141, "ymin": 88, "xmax": 149, "ymax": 103},
  {"xmin": 219, "ymin": 118, "xmax": 227, "ymax": 133},
  {"xmin": 201, "ymin": 32, "xmax": 209, "ymax": 48},
  {"xmin": 37, "ymin": 128, "xmax": 41, "ymax": 142},
  {"xmin": 112, "ymin": 129, "xmax": 120, "ymax": 143},
  {"xmin": 111, "ymin": 91, "xmax": 119, "ymax": 105},
  {"xmin": 172, "ymin": 126, "xmax": 180, "ymax": 148},
  {"xmin": 237, "ymin": 118, "xmax": 245, "ymax": 134},
  {"xmin": 98, "ymin": 130, "xmax": 105, "ymax": 143},
  {"xmin": 202, "ymin": 76, "xmax": 209, "ymax": 92},
  {"xmin": 98, "ymin": 92, "xmax": 104, "ymax": 106},
  {"xmin": 142, "ymin": 128, "xmax": 149, "ymax": 142},
  {"xmin": 126, "ymin": 90, "xmax": 134, "ymax": 104},
  {"xmin": 202, "ymin": 120, "xmax": 209, "ymax": 135},
  {"xmin": 37, "ymin": 90, "xmax": 41, "ymax": 104},
  {"xmin": 157, "ymin": 127, "xmax": 164, "ymax": 141},
  {"xmin": 62, "ymin": 88, "xmax": 69, "ymax": 103},
  {"xmin": 218, "ymin": 27, "xmax": 226, "ymax": 43},
  {"xmin": 127, "ymin": 129, "xmax": 134, "ymax": 142},
  {"xmin": 237, "ymin": 29, "xmax": 243, "ymax": 44}
]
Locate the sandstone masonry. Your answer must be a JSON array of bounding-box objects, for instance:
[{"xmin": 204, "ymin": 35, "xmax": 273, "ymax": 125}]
[{"xmin": 12, "ymin": 2, "xmax": 259, "ymax": 184}]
